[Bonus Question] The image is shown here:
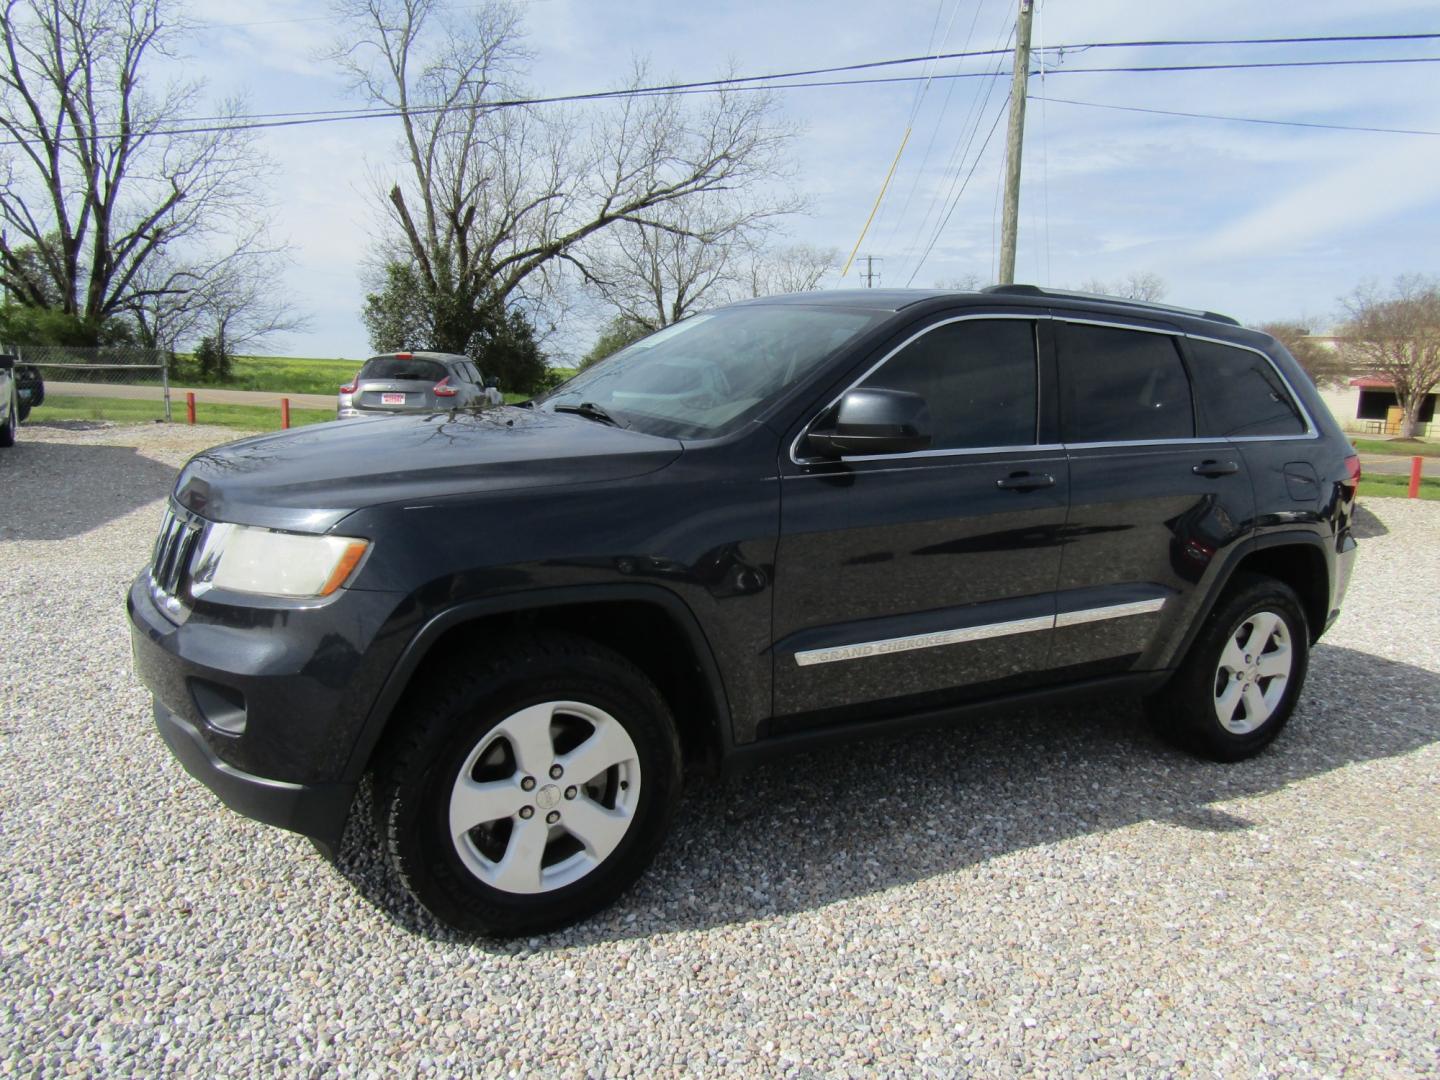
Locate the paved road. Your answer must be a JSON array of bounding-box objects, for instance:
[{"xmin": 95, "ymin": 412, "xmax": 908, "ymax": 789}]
[
  {"xmin": 1359, "ymin": 452, "xmax": 1431, "ymax": 478},
  {"xmin": 45, "ymin": 380, "xmax": 335, "ymax": 411}
]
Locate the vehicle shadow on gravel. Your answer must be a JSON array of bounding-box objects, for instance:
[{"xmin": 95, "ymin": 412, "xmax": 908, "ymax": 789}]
[
  {"xmin": 1350, "ymin": 503, "xmax": 1390, "ymax": 539},
  {"xmin": 0, "ymin": 436, "xmax": 179, "ymax": 541},
  {"xmin": 331, "ymin": 643, "xmax": 1439, "ymax": 948}
]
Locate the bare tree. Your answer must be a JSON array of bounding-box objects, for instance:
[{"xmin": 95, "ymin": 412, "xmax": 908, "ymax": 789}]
[
  {"xmin": 127, "ymin": 225, "xmax": 302, "ymax": 352},
  {"xmin": 586, "ymin": 219, "xmax": 830, "ymax": 330},
  {"xmin": 0, "ymin": 0, "xmax": 267, "ymax": 329},
  {"xmin": 1077, "ymin": 272, "xmax": 1168, "ymax": 302},
  {"xmin": 1337, "ymin": 275, "xmax": 1440, "ymax": 438},
  {"xmin": 934, "ymin": 272, "xmax": 986, "ymax": 292},
  {"xmin": 743, "ymin": 243, "xmax": 837, "ymax": 298},
  {"xmin": 329, "ymin": 0, "xmax": 798, "ymax": 350},
  {"xmin": 584, "ymin": 199, "xmax": 766, "ymax": 331},
  {"xmin": 194, "ymin": 248, "xmax": 312, "ymax": 360},
  {"xmin": 1256, "ymin": 321, "xmax": 1347, "ymax": 388}
]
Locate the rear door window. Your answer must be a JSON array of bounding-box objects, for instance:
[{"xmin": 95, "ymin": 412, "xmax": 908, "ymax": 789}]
[
  {"xmin": 1186, "ymin": 339, "xmax": 1306, "ymax": 437},
  {"xmin": 1057, "ymin": 323, "xmax": 1193, "ymax": 443},
  {"xmin": 359, "ymin": 357, "xmax": 447, "ymax": 382},
  {"xmin": 859, "ymin": 318, "xmax": 1038, "ymax": 450}
]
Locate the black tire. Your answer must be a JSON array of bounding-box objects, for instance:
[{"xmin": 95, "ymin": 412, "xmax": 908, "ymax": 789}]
[
  {"xmin": 374, "ymin": 632, "xmax": 682, "ymax": 936},
  {"xmin": 1146, "ymin": 573, "xmax": 1310, "ymax": 762},
  {"xmin": 0, "ymin": 390, "xmax": 16, "ymax": 447},
  {"xmin": 17, "ymin": 401, "xmax": 30, "ymax": 424}
]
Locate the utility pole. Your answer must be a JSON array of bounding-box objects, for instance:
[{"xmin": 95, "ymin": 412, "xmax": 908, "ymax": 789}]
[
  {"xmin": 997, "ymin": 0, "xmax": 1034, "ymax": 286},
  {"xmin": 860, "ymin": 254, "xmax": 881, "ymax": 288}
]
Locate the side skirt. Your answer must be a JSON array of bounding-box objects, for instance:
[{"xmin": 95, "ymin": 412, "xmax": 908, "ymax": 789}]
[{"xmin": 721, "ymin": 670, "xmax": 1171, "ymax": 777}]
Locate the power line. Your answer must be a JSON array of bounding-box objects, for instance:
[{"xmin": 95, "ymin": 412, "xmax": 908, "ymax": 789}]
[
  {"xmin": 876, "ymin": 0, "xmax": 993, "ymax": 259},
  {"xmin": 906, "ymin": 91, "xmax": 1012, "ymax": 285},
  {"xmin": 1039, "ymin": 55, "xmax": 1440, "ymax": 76},
  {"xmin": 894, "ymin": 15, "xmax": 1017, "ymax": 285},
  {"xmin": 16, "ymin": 31, "xmax": 1440, "ymax": 132},
  {"xmin": 1033, "ymin": 94, "xmax": 1440, "ymax": 136},
  {"xmin": 1044, "ymin": 31, "xmax": 1440, "ymax": 50},
  {"xmin": 7, "ymin": 50, "xmax": 1440, "ymax": 148}
]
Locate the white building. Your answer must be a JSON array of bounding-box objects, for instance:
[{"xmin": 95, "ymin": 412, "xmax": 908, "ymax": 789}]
[{"xmin": 1300, "ymin": 336, "xmax": 1435, "ymax": 437}]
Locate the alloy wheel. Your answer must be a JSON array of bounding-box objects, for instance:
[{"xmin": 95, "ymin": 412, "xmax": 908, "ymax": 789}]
[
  {"xmin": 1212, "ymin": 610, "xmax": 1292, "ymax": 735},
  {"xmin": 447, "ymin": 700, "xmax": 641, "ymax": 894}
]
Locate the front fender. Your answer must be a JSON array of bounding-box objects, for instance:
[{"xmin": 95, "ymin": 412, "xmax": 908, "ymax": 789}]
[{"xmin": 339, "ymin": 582, "xmax": 735, "ymax": 783}]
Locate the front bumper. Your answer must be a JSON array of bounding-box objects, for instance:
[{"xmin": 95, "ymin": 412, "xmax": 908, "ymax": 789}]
[
  {"xmin": 154, "ymin": 700, "xmax": 354, "ymax": 856},
  {"xmin": 128, "ymin": 571, "xmax": 410, "ymax": 850}
]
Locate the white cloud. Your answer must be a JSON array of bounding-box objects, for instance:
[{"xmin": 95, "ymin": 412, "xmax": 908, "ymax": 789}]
[{"xmin": 126, "ymin": 0, "xmax": 1440, "ymax": 357}]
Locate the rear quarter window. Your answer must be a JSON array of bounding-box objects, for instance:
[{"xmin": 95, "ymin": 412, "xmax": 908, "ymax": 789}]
[
  {"xmin": 359, "ymin": 357, "xmax": 448, "ymax": 381},
  {"xmin": 1186, "ymin": 339, "xmax": 1306, "ymax": 437}
]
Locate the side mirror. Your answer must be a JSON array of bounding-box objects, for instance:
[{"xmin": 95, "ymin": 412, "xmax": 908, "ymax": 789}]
[{"xmin": 807, "ymin": 387, "xmax": 931, "ymax": 458}]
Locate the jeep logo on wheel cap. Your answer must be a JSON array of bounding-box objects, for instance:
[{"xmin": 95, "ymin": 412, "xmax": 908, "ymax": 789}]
[{"xmin": 535, "ymin": 784, "xmax": 561, "ymax": 810}]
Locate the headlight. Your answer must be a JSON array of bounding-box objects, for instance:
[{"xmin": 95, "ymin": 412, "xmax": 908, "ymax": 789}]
[{"xmin": 191, "ymin": 523, "xmax": 370, "ymax": 598}]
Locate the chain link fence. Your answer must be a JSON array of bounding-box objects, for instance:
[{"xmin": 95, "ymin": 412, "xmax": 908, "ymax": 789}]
[{"xmin": 0, "ymin": 343, "xmax": 173, "ymax": 423}]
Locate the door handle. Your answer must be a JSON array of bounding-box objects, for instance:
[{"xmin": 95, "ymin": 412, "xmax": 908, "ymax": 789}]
[
  {"xmin": 995, "ymin": 471, "xmax": 1055, "ymax": 491},
  {"xmin": 1192, "ymin": 459, "xmax": 1240, "ymax": 478}
]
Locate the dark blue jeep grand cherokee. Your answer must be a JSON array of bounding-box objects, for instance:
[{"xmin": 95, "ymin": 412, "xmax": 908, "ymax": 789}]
[{"xmin": 129, "ymin": 285, "xmax": 1359, "ymax": 935}]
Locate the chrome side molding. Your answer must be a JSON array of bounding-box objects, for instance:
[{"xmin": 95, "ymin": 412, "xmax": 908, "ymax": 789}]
[{"xmin": 793, "ymin": 597, "xmax": 1166, "ymax": 666}]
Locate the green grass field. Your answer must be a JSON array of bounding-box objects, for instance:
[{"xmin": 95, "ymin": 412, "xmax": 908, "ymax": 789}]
[
  {"xmin": 177, "ymin": 356, "xmax": 568, "ymax": 399},
  {"xmin": 177, "ymin": 355, "xmax": 360, "ymax": 395},
  {"xmin": 32, "ymin": 395, "xmax": 333, "ymax": 432},
  {"xmin": 1360, "ymin": 473, "xmax": 1440, "ymax": 501},
  {"xmin": 1350, "ymin": 437, "xmax": 1440, "ymax": 457}
]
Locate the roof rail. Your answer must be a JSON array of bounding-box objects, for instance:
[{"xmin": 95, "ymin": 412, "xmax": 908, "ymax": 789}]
[{"xmin": 980, "ymin": 283, "xmax": 1240, "ymax": 327}]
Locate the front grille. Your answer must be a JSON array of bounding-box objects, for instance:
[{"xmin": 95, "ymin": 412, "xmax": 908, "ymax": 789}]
[{"xmin": 150, "ymin": 505, "xmax": 204, "ymax": 603}]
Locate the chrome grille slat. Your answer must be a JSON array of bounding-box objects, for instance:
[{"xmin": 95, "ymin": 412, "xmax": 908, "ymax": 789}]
[
  {"xmin": 156, "ymin": 514, "xmax": 183, "ymax": 588},
  {"xmin": 170, "ymin": 525, "xmax": 201, "ymax": 593},
  {"xmin": 149, "ymin": 505, "xmax": 205, "ymax": 609}
]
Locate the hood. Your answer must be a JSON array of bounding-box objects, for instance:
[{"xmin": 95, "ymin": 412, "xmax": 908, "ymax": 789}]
[{"xmin": 173, "ymin": 407, "xmax": 683, "ymax": 532}]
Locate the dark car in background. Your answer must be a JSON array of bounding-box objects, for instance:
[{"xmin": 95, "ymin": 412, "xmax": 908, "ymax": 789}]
[
  {"xmin": 15, "ymin": 361, "xmax": 44, "ymax": 422},
  {"xmin": 337, "ymin": 351, "xmax": 502, "ymax": 418}
]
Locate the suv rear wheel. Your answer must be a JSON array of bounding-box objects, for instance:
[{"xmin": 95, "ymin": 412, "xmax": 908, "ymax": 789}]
[
  {"xmin": 1148, "ymin": 573, "xmax": 1310, "ymax": 762},
  {"xmin": 374, "ymin": 632, "xmax": 681, "ymax": 936}
]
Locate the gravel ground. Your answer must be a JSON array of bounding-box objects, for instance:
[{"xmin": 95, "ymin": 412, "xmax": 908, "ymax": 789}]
[{"xmin": 2, "ymin": 422, "xmax": 1438, "ymax": 1078}]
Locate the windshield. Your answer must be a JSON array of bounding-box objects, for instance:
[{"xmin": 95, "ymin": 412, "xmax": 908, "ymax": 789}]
[{"xmin": 539, "ymin": 305, "xmax": 882, "ymax": 438}]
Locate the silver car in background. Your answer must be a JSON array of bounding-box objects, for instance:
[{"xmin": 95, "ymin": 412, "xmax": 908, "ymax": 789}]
[{"xmin": 337, "ymin": 351, "xmax": 503, "ymax": 418}]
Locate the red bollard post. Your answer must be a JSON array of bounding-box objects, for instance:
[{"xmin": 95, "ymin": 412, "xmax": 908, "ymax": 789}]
[
  {"xmin": 1409, "ymin": 456, "xmax": 1423, "ymax": 499},
  {"xmin": 281, "ymin": 397, "xmax": 291, "ymax": 429},
  {"xmin": 185, "ymin": 391, "xmax": 196, "ymax": 425}
]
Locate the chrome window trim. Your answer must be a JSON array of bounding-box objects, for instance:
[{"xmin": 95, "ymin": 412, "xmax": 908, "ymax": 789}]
[
  {"xmin": 1053, "ymin": 315, "xmax": 1179, "ymax": 335},
  {"xmin": 812, "ymin": 443, "xmax": 1066, "ymax": 466},
  {"xmin": 793, "ymin": 598, "xmax": 1167, "ymax": 666},
  {"xmin": 1181, "ymin": 331, "xmax": 1319, "ymax": 440},
  {"xmin": 788, "ymin": 312, "xmax": 1320, "ymax": 469},
  {"xmin": 789, "ymin": 312, "xmax": 1045, "ymax": 467}
]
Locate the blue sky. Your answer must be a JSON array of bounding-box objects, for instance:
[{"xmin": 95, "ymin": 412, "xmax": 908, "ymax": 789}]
[{"xmin": 184, "ymin": 0, "xmax": 1440, "ymax": 360}]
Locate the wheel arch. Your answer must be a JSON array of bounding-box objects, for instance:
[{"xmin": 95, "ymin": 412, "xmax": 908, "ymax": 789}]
[
  {"xmin": 344, "ymin": 585, "xmax": 734, "ymax": 783},
  {"xmin": 1232, "ymin": 538, "xmax": 1330, "ymax": 641},
  {"xmin": 1164, "ymin": 532, "xmax": 1332, "ymax": 672}
]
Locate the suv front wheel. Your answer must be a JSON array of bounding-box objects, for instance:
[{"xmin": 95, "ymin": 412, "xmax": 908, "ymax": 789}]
[
  {"xmin": 1148, "ymin": 573, "xmax": 1311, "ymax": 762},
  {"xmin": 375, "ymin": 632, "xmax": 681, "ymax": 936}
]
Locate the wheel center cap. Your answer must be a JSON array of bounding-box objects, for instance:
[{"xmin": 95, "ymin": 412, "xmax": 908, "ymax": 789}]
[{"xmin": 535, "ymin": 784, "xmax": 561, "ymax": 811}]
